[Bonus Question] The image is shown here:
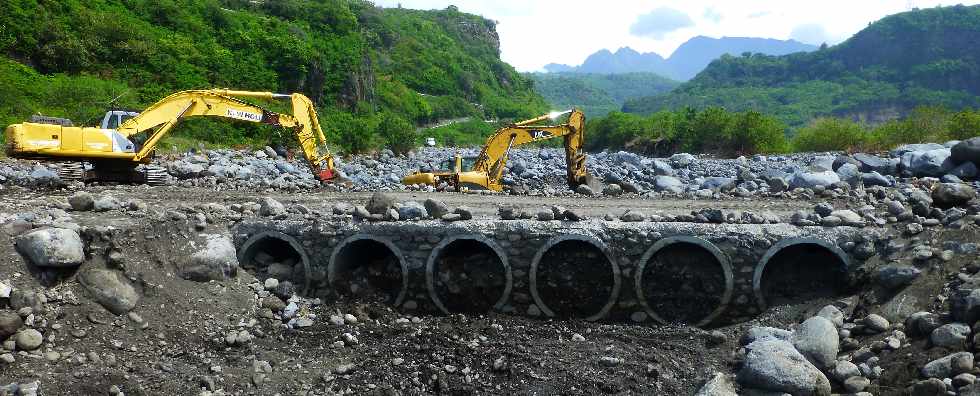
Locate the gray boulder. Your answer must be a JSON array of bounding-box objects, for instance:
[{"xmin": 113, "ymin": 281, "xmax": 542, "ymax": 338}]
[
  {"xmin": 952, "ymin": 137, "xmax": 980, "ymax": 166},
  {"xmin": 736, "ymin": 339, "xmax": 831, "ymax": 396},
  {"xmin": 701, "ymin": 177, "xmax": 736, "ymax": 192},
  {"xmin": 854, "ymin": 153, "xmax": 898, "ymax": 174},
  {"xmin": 650, "ymin": 160, "xmax": 674, "ymax": 176},
  {"xmin": 835, "ymin": 163, "xmax": 861, "ymax": 186},
  {"xmin": 816, "ymin": 305, "xmax": 844, "ymax": 327},
  {"xmin": 861, "ymin": 171, "xmax": 893, "ymax": 187},
  {"xmin": 695, "ymin": 373, "xmax": 737, "ymax": 396},
  {"xmin": 365, "ymin": 192, "xmax": 396, "ymax": 215},
  {"xmin": 78, "ymin": 268, "xmax": 140, "ymax": 315},
  {"xmin": 908, "ymin": 148, "xmax": 953, "ymax": 177},
  {"xmin": 933, "ymin": 183, "xmax": 976, "ymax": 208},
  {"xmin": 0, "ymin": 311, "xmax": 23, "ymax": 339},
  {"xmin": 602, "ymin": 184, "xmax": 623, "ymax": 196},
  {"xmin": 575, "ymin": 184, "xmax": 594, "ymax": 196},
  {"xmin": 922, "ymin": 352, "xmax": 973, "ymax": 379},
  {"xmin": 930, "ymin": 323, "xmax": 971, "ymax": 349},
  {"xmin": 93, "ymin": 195, "xmax": 121, "ymax": 212},
  {"xmin": 259, "ymin": 197, "xmax": 285, "ymax": 216},
  {"xmin": 424, "ymin": 199, "xmax": 450, "ymax": 219},
  {"xmin": 741, "ymin": 327, "xmax": 793, "ymax": 345},
  {"xmin": 180, "ymin": 235, "xmax": 239, "ymax": 282},
  {"xmin": 670, "ymin": 153, "xmax": 695, "ymax": 167},
  {"xmin": 654, "ymin": 176, "xmax": 685, "ymax": 193},
  {"xmin": 892, "ymin": 143, "xmax": 945, "ymax": 157},
  {"xmin": 15, "ymin": 228, "xmax": 85, "ymax": 267},
  {"xmin": 68, "ymin": 191, "xmax": 95, "ymax": 211},
  {"xmin": 950, "ymin": 161, "xmax": 978, "ymax": 179},
  {"xmin": 397, "ymin": 201, "xmax": 427, "ymax": 220},
  {"xmin": 789, "ymin": 171, "xmax": 840, "ymax": 190},
  {"xmin": 791, "ymin": 316, "xmax": 839, "ymax": 369},
  {"xmin": 875, "ymin": 265, "xmax": 921, "ymax": 290}
]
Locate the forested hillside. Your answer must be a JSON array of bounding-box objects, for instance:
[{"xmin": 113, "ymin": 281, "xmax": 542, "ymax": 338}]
[
  {"xmin": 529, "ymin": 72, "xmax": 678, "ymax": 116},
  {"xmin": 624, "ymin": 5, "xmax": 980, "ymax": 127},
  {"xmin": 0, "ymin": 0, "xmax": 548, "ymax": 153}
]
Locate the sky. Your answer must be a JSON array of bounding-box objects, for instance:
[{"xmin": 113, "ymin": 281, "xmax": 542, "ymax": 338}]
[{"xmin": 371, "ymin": 0, "xmax": 980, "ymax": 72}]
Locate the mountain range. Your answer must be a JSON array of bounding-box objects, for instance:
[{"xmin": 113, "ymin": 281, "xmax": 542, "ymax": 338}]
[
  {"xmin": 544, "ymin": 36, "xmax": 818, "ymax": 81},
  {"xmin": 623, "ymin": 4, "xmax": 980, "ymax": 127}
]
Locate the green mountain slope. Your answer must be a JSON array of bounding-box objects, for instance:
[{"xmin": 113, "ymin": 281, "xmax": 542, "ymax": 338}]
[
  {"xmin": 0, "ymin": 0, "xmax": 547, "ymax": 152},
  {"xmin": 623, "ymin": 5, "xmax": 980, "ymax": 127},
  {"xmin": 529, "ymin": 72, "xmax": 679, "ymax": 117}
]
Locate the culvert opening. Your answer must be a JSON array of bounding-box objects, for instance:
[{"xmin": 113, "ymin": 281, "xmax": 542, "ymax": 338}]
[
  {"xmin": 331, "ymin": 239, "xmax": 404, "ymax": 304},
  {"xmin": 534, "ymin": 240, "xmax": 616, "ymax": 319},
  {"xmin": 759, "ymin": 243, "xmax": 848, "ymax": 307},
  {"xmin": 240, "ymin": 236, "xmax": 306, "ymax": 289},
  {"xmin": 639, "ymin": 242, "xmax": 727, "ymax": 325},
  {"xmin": 430, "ymin": 239, "xmax": 508, "ymax": 314}
]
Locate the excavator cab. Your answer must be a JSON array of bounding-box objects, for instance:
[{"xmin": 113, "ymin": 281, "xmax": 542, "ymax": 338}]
[{"xmin": 436, "ymin": 155, "xmax": 476, "ymax": 173}]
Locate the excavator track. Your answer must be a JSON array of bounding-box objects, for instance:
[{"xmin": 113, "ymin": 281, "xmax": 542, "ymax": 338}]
[
  {"xmin": 142, "ymin": 165, "xmax": 170, "ymax": 186},
  {"xmin": 56, "ymin": 162, "xmax": 86, "ymax": 183}
]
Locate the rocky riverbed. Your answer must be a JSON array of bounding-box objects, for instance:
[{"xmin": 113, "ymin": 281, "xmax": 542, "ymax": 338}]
[{"xmin": 0, "ymin": 137, "xmax": 979, "ymax": 395}]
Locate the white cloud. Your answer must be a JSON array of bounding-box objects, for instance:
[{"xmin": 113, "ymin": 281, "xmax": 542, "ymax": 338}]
[
  {"xmin": 371, "ymin": 0, "xmax": 980, "ymax": 72},
  {"xmin": 629, "ymin": 8, "xmax": 695, "ymax": 39},
  {"xmin": 790, "ymin": 24, "xmax": 835, "ymax": 45}
]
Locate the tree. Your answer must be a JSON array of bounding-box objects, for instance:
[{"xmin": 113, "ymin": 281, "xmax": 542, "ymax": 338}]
[{"xmin": 377, "ymin": 112, "xmax": 417, "ymax": 154}]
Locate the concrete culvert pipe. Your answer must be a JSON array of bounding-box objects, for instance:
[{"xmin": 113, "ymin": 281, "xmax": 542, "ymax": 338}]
[
  {"xmin": 530, "ymin": 236, "xmax": 620, "ymax": 321},
  {"xmin": 238, "ymin": 231, "xmax": 310, "ymax": 293},
  {"xmin": 754, "ymin": 239, "xmax": 849, "ymax": 311},
  {"xmin": 635, "ymin": 237, "xmax": 733, "ymax": 327},
  {"xmin": 328, "ymin": 235, "xmax": 408, "ymax": 306},
  {"xmin": 426, "ymin": 236, "xmax": 511, "ymax": 315}
]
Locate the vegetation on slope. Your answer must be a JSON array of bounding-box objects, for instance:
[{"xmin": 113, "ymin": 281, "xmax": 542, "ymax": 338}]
[
  {"xmin": 623, "ymin": 5, "xmax": 980, "ymax": 127},
  {"xmin": 0, "ymin": 0, "xmax": 547, "ymax": 154}
]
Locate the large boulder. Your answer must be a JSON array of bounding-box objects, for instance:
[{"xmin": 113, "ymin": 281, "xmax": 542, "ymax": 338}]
[
  {"xmin": 396, "ymin": 201, "xmax": 427, "ymax": 220},
  {"xmin": 931, "ymin": 323, "xmax": 971, "ymax": 349},
  {"xmin": 853, "ymin": 153, "xmax": 898, "ymax": 174},
  {"xmin": 736, "ymin": 339, "xmax": 831, "ymax": 396},
  {"xmin": 907, "ymin": 148, "xmax": 954, "ymax": 177},
  {"xmin": 180, "ymin": 235, "xmax": 239, "ymax": 282},
  {"xmin": 423, "ymin": 199, "xmax": 450, "ymax": 218},
  {"xmin": 366, "ymin": 192, "xmax": 397, "ymax": 214},
  {"xmin": 653, "ymin": 176, "xmax": 685, "ymax": 193},
  {"xmin": 952, "ymin": 137, "xmax": 980, "ymax": 166},
  {"xmin": 695, "ymin": 373, "xmax": 737, "ymax": 396},
  {"xmin": 892, "ymin": 143, "xmax": 945, "ymax": 157},
  {"xmin": 875, "ymin": 265, "xmax": 921, "ymax": 290},
  {"xmin": 789, "ymin": 171, "xmax": 840, "ymax": 190},
  {"xmin": 791, "ymin": 316, "xmax": 839, "ymax": 369},
  {"xmin": 0, "ymin": 311, "xmax": 23, "ymax": 339},
  {"xmin": 258, "ymin": 197, "xmax": 285, "ymax": 217},
  {"xmin": 921, "ymin": 352, "xmax": 973, "ymax": 379},
  {"xmin": 932, "ymin": 183, "xmax": 976, "ymax": 208},
  {"xmin": 700, "ymin": 177, "xmax": 736, "ymax": 192},
  {"xmin": 15, "ymin": 228, "xmax": 85, "ymax": 268},
  {"xmin": 78, "ymin": 268, "xmax": 140, "ymax": 315},
  {"xmin": 68, "ymin": 191, "xmax": 95, "ymax": 211}
]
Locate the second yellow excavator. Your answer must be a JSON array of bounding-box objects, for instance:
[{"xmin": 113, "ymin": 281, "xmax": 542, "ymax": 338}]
[
  {"xmin": 402, "ymin": 109, "xmax": 598, "ymax": 192},
  {"xmin": 4, "ymin": 89, "xmax": 336, "ymax": 184}
]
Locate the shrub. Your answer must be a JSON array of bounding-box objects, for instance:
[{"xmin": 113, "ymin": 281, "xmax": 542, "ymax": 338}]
[
  {"xmin": 377, "ymin": 112, "xmax": 416, "ymax": 154},
  {"xmin": 792, "ymin": 117, "xmax": 871, "ymax": 152}
]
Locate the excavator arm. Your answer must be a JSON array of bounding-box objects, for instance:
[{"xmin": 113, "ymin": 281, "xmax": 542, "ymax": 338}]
[
  {"xmin": 461, "ymin": 109, "xmax": 593, "ymax": 191},
  {"xmin": 115, "ymin": 89, "xmax": 335, "ymax": 181}
]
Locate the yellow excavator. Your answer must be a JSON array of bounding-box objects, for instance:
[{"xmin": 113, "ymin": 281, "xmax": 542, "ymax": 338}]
[
  {"xmin": 4, "ymin": 89, "xmax": 336, "ymax": 184},
  {"xmin": 402, "ymin": 109, "xmax": 597, "ymax": 192}
]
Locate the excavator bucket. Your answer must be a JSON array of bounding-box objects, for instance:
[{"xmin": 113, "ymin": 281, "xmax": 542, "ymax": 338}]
[{"xmin": 582, "ymin": 172, "xmax": 603, "ymax": 192}]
